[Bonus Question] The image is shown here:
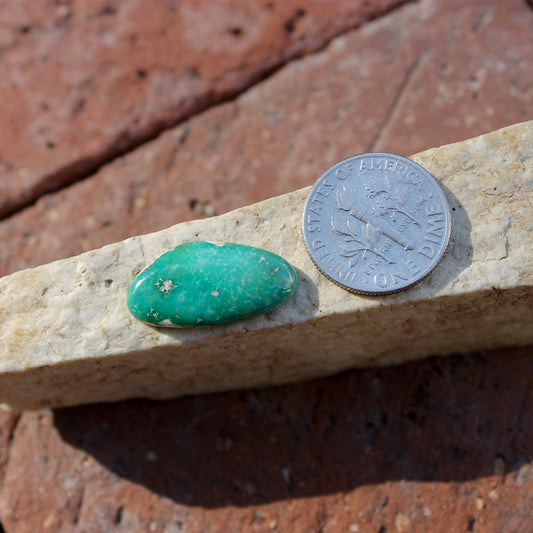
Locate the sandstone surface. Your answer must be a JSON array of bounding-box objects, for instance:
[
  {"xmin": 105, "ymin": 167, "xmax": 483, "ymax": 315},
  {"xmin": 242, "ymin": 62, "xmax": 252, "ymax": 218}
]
[{"xmin": 1, "ymin": 121, "xmax": 532, "ymax": 410}]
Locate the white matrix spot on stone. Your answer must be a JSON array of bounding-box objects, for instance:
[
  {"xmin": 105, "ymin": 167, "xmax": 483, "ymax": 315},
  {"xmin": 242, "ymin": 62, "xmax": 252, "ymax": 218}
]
[{"xmin": 159, "ymin": 280, "xmax": 175, "ymax": 293}]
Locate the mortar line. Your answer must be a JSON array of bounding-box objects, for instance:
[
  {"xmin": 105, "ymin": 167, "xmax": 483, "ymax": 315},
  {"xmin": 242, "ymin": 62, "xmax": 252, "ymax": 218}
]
[
  {"xmin": 369, "ymin": 49, "xmax": 427, "ymax": 153},
  {"xmin": 0, "ymin": 412, "xmax": 22, "ymax": 490},
  {"xmin": 0, "ymin": 0, "xmax": 418, "ymax": 222}
]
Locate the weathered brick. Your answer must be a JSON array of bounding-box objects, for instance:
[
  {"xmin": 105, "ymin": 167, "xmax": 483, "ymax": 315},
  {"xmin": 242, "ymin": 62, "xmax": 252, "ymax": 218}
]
[
  {"xmin": 1, "ymin": 0, "xmax": 531, "ymax": 277},
  {"xmin": 0, "ymin": 0, "xmax": 411, "ymax": 218}
]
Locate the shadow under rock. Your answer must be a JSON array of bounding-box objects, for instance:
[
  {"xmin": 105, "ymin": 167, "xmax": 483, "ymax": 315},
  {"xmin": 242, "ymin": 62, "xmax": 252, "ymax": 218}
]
[{"xmin": 54, "ymin": 346, "xmax": 533, "ymax": 508}]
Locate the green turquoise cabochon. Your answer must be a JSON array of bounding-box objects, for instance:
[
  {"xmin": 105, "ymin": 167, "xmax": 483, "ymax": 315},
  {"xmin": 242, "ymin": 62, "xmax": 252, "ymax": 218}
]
[{"xmin": 127, "ymin": 241, "xmax": 298, "ymax": 327}]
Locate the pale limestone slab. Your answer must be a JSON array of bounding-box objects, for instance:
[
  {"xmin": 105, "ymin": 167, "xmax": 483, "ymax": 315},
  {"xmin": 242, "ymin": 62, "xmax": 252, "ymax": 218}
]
[{"xmin": 1, "ymin": 122, "xmax": 532, "ymax": 410}]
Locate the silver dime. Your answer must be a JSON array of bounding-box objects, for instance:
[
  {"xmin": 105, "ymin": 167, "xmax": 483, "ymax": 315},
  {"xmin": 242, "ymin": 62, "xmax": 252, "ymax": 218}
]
[{"xmin": 302, "ymin": 153, "xmax": 451, "ymax": 295}]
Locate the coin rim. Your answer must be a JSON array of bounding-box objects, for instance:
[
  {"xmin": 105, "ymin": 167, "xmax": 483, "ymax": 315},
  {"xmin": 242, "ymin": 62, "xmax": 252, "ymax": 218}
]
[{"xmin": 302, "ymin": 152, "xmax": 452, "ymax": 296}]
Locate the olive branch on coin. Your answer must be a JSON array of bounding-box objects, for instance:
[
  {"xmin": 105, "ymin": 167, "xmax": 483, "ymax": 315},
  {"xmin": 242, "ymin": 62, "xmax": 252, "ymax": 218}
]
[{"xmin": 332, "ymin": 186, "xmax": 395, "ymax": 267}]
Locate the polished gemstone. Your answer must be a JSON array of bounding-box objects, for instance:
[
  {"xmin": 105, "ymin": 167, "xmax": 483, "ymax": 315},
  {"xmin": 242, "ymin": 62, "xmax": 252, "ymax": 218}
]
[{"xmin": 127, "ymin": 241, "xmax": 298, "ymax": 326}]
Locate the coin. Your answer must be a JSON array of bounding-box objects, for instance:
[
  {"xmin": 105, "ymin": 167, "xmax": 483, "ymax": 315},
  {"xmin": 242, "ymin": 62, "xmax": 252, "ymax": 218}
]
[{"xmin": 302, "ymin": 153, "xmax": 451, "ymax": 295}]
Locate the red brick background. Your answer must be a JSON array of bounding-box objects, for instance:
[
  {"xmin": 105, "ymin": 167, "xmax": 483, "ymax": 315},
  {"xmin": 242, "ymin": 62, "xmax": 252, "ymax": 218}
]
[{"xmin": 1, "ymin": 0, "xmax": 532, "ymax": 531}]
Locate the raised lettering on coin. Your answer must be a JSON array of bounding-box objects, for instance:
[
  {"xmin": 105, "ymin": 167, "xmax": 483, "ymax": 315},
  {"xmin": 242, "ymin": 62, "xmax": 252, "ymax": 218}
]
[{"xmin": 302, "ymin": 153, "xmax": 451, "ymax": 295}]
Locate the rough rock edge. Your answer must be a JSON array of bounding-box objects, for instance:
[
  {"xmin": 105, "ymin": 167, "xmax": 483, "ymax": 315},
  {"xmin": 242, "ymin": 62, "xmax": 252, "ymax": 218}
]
[{"xmin": 0, "ymin": 121, "xmax": 532, "ymax": 410}]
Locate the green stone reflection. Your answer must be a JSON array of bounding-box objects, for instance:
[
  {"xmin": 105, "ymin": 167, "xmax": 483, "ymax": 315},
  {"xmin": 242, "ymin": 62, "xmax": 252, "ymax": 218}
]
[{"xmin": 127, "ymin": 241, "xmax": 298, "ymax": 327}]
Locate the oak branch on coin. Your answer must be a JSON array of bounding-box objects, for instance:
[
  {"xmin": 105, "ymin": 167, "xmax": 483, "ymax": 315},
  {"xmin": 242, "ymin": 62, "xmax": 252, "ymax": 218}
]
[
  {"xmin": 303, "ymin": 154, "xmax": 451, "ymax": 295},
  {"xmin": 1, "ymin": 122, "xmax": 533, "ymax": 410}
]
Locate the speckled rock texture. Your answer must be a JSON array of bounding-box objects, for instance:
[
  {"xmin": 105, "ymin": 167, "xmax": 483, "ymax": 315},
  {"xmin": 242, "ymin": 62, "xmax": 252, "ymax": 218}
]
[
  {"xmin": 1, "ymin": 0, "xmax": 533, "ymax": 531},
  {"xmin": 1, "ymin": 119, "xmax": 533, "ymax": 411}
]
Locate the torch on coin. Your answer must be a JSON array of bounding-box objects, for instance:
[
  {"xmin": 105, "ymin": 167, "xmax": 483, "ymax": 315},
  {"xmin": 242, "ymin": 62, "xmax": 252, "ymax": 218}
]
[
  {"xmin": 335, "ymin": 185, "xmax": 416, "ymax": 251},
  {"xmin": 302, "ymin": 153, "xmax": 451, "ymax": 295}
]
